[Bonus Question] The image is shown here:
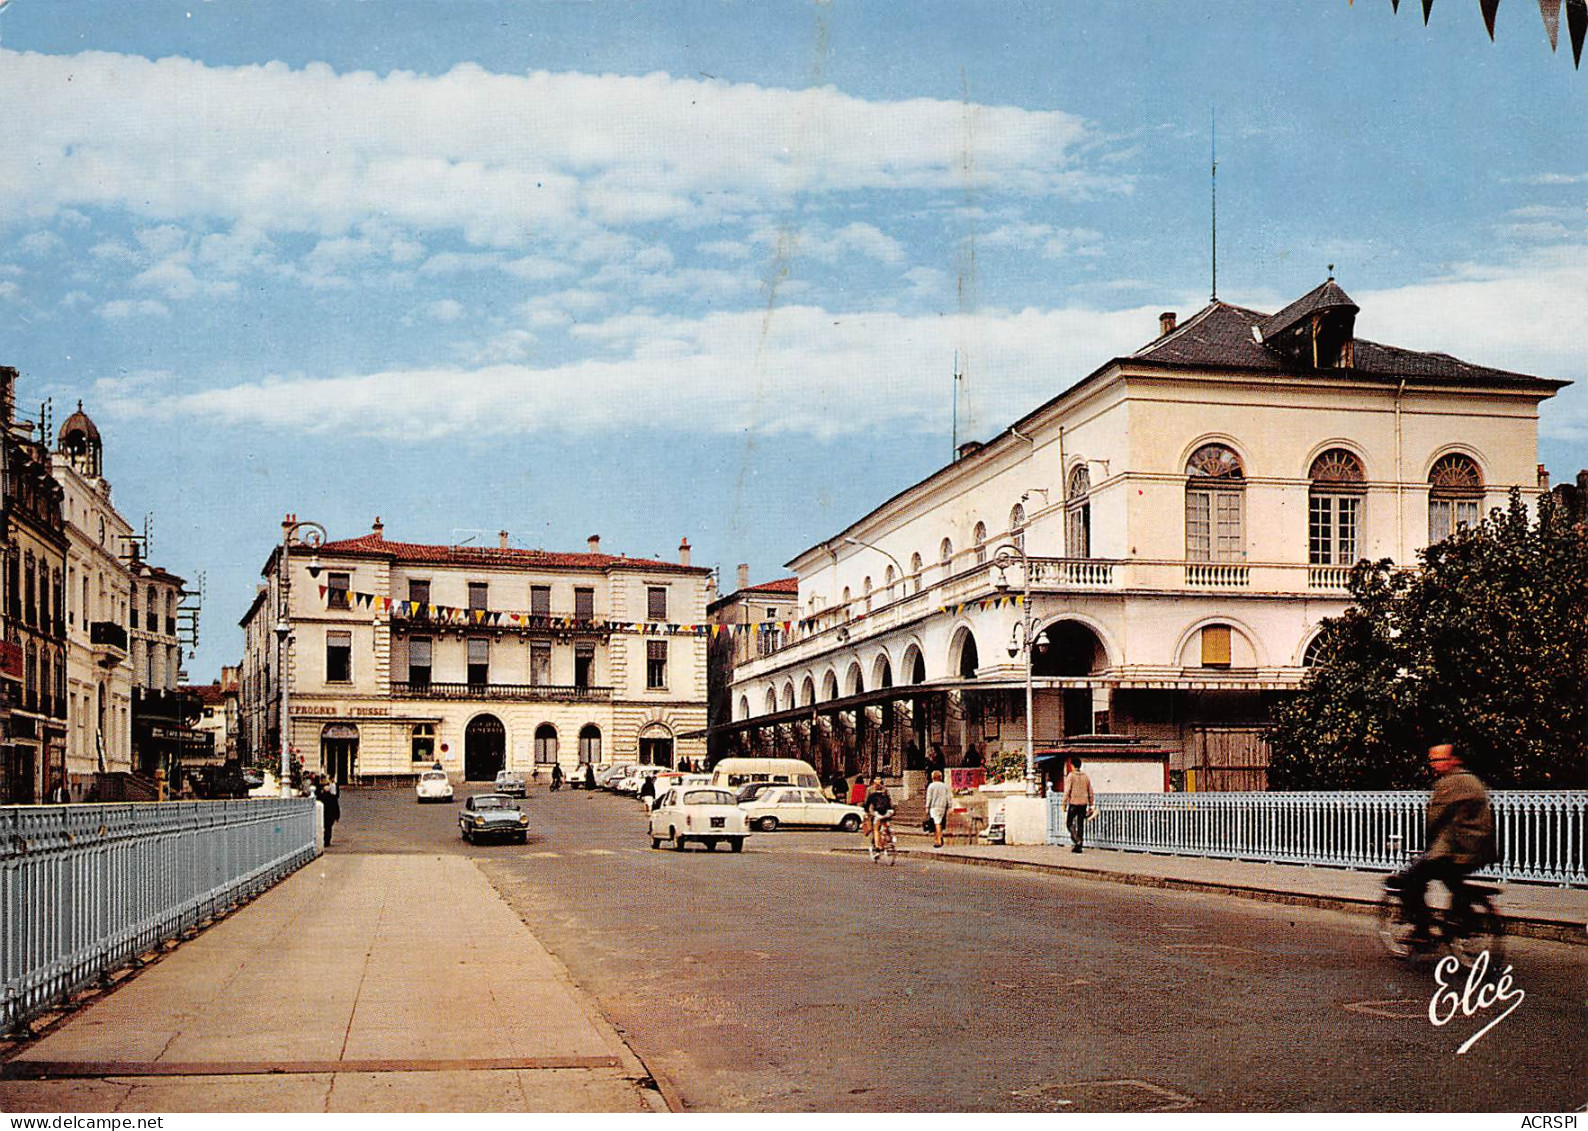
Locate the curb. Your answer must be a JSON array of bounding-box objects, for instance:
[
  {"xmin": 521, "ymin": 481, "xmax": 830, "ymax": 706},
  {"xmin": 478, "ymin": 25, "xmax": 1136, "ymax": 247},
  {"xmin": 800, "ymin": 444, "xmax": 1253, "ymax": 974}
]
[{"xmin": 834, "ymin": 848, "xmax": 1588, "ymax": 947}]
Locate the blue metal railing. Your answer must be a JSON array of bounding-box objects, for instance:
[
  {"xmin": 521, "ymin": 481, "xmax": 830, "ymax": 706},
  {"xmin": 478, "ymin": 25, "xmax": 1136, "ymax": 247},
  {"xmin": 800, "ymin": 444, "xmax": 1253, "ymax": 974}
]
[
  {"xmin": 1047, "ymin": 790, "xmax": 1587, "ymax": 887},
  {"xmin": 2, "ymin": 799, "xmax": 318, "ymax": 1034}
]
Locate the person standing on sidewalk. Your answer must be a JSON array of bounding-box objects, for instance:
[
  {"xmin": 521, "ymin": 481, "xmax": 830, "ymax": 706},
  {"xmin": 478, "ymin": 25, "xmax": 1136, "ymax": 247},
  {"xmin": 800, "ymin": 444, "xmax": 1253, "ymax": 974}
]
[
  {"xmin": 1062, "ymin": 757, "xmax": 1094, "ymax": 853},
  {"xmin": 316, "ymin": 777, "xmax": 341, "ymax": 847},
  {"xmin": 848, "ymin": 775, "xmax": 868, "ymax": 806},
  {"xmin": 925, "ymin": 769, "xmax": 952, "ymax": 849}
]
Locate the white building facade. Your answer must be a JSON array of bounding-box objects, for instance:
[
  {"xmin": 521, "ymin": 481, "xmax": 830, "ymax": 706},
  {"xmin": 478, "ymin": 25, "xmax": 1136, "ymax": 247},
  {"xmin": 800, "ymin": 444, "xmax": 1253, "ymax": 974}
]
[
  {"xmin": 239, "ymin": 520, "xmax": 712, "ymax": 784},
  {"xmin": 720, "ymin": 281, "xmax": 1563, "ymax": 791}
]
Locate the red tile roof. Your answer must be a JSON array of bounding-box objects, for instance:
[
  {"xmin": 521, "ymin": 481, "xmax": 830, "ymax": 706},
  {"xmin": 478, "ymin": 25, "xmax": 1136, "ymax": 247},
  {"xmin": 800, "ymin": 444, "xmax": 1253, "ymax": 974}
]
[
  {"xmin": 741, "ymin": 577, "xmax": 800, "ymax": 595},
  {"xmin": 183, "ymin": 682, "xmax": 226, "ymax": 706},
  {"xmin": 305, "ymin": 533, "xmax": 710, "ymax": 575}
]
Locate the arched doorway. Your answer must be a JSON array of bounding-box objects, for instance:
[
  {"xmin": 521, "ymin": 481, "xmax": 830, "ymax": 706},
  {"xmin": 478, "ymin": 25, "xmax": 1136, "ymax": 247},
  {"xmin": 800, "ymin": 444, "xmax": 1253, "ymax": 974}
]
[
  {"xmin": 951, "ymin": 627, "xmax": 980, "ymax": 679},
  {"xmin": 1032, "ymin": 620, "xmax": 1107, "ymax": 737},
  {"xmin": 639, "ymin": 723, "xmax": 674, "ymax": 767},
  {"xmin": 321, "ymin": 723, "xmax": 359, "ymax": 784},
  {"xmin": 464, "ymin": 714, "xmax": 506, "ymax": 781}
]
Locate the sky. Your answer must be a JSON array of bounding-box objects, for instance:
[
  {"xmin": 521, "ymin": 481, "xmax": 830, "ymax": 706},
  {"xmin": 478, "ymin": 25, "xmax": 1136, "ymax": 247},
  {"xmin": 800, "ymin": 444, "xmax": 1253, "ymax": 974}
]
[{"xmin": 1, "ymin": 0, "xmax": 1584, "ymax": 682}]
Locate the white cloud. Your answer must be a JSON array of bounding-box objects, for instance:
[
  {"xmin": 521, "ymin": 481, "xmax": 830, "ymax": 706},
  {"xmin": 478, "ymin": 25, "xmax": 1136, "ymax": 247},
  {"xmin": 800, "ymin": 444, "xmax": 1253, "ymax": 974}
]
[
  {"xmin": 0, "ymin": 49, "xmax": 1113, "ymax": 246},
  {"xmin": 426, "ymin": 299, "xmax": 464, "ymax": 322},
  {"xmin": 19, "ymin": 230, "xmax": 65, "ymax": 257},
  {"xmin": 0, "ymin": 281, "xmax": 19, "ymax": 301},
  {"xmin": 981, "ymin": 222, "xmax": 1103, "ymax": 259},
  {"xmin": 59, "ymin": 289, "xmax": 91, "ymax": 309},
  {"xmin": 750, "ymin": 221, "xmax": 905, "ymax": 265},
  {"xmin": 462, "ymin": 328, "xmax": 537, "ymax": 364},
  {"xmin": 109, "ymin": 302, "xmax": 1163, "ymax": 440},
  {"xmin": 100, "ymin": 298, "xmax": 170, "ymax": 319},
  {"xmin": 56, "ymin": 208, "xmax": 91, "ymax": 230}
]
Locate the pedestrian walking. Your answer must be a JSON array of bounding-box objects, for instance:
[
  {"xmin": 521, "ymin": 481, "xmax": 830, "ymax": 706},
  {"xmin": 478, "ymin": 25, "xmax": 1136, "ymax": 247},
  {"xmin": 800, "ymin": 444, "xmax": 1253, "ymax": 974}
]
[
  {"xmin": 831, "ymin": 771, "xmax": 848, "ymax": 803},
  {"xmin": 638, "ymin": 773, "xmax": 657, "ymax": 806},
  {"xmin": 583, "ymin": 762, "xmax": 597, "ymax": 791},
  {"xmin": 848, "ymin": 776, "xmax": 868, "ymax": 806},
  {"xmin": 1062, "ymin": 757, "xmax": 1094, "ymax": 853},
  {"xmin": 316, "ymin": 777, "xmax": 341, "ymax": 847},
  {"xmin": 925, "ymin": 769, "xmax": 952, "ymax": 849},
  {"xmin": 550, "ymin": 763, "xmax": 563, "ymax": 791}
]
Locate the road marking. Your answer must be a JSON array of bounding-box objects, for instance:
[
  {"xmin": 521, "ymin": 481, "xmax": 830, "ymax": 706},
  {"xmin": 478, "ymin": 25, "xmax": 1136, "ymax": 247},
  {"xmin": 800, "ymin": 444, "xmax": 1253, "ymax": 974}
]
[
  {"xmin": 529, "ymin": 851, "xmax": 562, "ymax": 858},
  {"xmin": 1011, "ymin": 1079, "xmax": 1195, "ymax": 1113},
  {"xmin": 1162, "ymin": 942, "xmax": 1260, "ymax": 956},
  {"xmin": 578, "ymin": 848, "xmax": 617, "ymax": 856},
  {"xmin": 1343, "ymin": 998, "xmax": 1425, "ymax": 1019}
]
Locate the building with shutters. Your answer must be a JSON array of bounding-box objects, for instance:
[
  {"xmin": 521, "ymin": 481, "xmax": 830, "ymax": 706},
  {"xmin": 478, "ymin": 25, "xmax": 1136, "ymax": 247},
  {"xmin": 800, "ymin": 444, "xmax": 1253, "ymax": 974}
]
[
  {"xmin": 714, "ymin": 278, "xmax": 1565, "ymax": 793},
  {"xmin": 238, "ymin": 519, "xmax": 711, "ymax": 785}
]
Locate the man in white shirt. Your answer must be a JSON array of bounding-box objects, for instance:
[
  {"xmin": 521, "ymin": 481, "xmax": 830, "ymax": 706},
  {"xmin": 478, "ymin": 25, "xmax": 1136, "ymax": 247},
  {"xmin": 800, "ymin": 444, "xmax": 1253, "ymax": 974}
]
[{"xmin": 1062, "ymin": 757, "xmax": 1095, "ymax": 853}]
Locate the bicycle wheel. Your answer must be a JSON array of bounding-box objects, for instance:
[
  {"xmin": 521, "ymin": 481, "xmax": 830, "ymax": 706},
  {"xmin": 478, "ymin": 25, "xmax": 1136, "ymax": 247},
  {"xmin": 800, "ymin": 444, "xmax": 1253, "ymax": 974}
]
[
  {"xmin": 1377, "ymin": 888, "xmax": 1417, "ymax": 959},
  {"xmin": 1449, "ymin": 897, "xmax": 1506, "ymax": 970}
]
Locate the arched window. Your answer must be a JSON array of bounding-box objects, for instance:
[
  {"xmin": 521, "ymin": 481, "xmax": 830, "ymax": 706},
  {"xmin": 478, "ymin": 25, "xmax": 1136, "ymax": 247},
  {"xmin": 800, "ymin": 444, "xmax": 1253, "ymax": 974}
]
[
  {"xmin": 1009, "ymin": 502, "xmax": 1026, "ymax": 552},
  {"xmin": 1302, "ymin": 635, "xmax": 1331, "ymax": 668},
  {"xmin": 764, "ymin": 688, "xmax": 778, "ymax": 714},
  {"xmin": 410, "ymin": 723, "xmax": 435, "ymax": 763},
  {"xmin": 884, "ymin": 564, "xmax": 895, "ymax": 599},
  {"xmin": 1185, "ymin": 443, "xmax": 1245, "ymax": 562},
  {"xmin": 1309, "ymin": 448, "xmax": 1366, "ymax": 566},
  {"xmin": 841, "ymin": 586, "xmax": 851, "ymax": 616},
  {"xmin": 939, "ymin": 538, "xmax": 954, "ymax": 576},
  {"xmin": 800, "ymin": 676, "xmax": 815, "ymax": 706},
  {"xmin": 909, "ymin": 552, "xmax": 923, "ymax": 594},
  {"xmin": 973, "ymin": 522, "xmax": 988, "ymax": 565},
  {"xmin": 862, "ymin": 576, "xmax": 873, "ymax": 613},
  {"xmin": 578, "ymin": 724, "xmax": 602, "ymax": 764},
  {"xmin": 1428, "ymin": 453, "xmax": 1483, "ymax": 544},
  {"xmin": 822, "ymin": 670, "xmax": 839, "ymax": 701},
  {"xmin": 1066, "ymin": 465, "xmax": 1091, "ymax": 559},
  {"xmin": 534, "ymin": 723, "xmax": 559, "ymax": 764},
  {"xmin": 781, "ymin": 682, "xmax": 795, "ymax": 711},
  {"xmin": 738, "ymin": 695, "xmax": 750, "ymax": 721}
]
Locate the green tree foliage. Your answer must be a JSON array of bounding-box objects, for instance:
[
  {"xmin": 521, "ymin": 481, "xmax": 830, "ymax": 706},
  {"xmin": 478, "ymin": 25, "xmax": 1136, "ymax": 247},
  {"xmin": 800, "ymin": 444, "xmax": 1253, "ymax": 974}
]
[{"xmin": 1268, "ymin": 490, "xmax": 1587, "ymax": 790}]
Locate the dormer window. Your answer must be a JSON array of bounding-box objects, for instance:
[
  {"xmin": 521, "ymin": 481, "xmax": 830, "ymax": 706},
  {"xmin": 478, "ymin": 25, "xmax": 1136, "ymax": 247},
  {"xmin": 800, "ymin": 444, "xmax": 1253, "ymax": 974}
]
[{"xmin": 1256, "ymin": 278, "xmax": 1359, "ymax": 369}]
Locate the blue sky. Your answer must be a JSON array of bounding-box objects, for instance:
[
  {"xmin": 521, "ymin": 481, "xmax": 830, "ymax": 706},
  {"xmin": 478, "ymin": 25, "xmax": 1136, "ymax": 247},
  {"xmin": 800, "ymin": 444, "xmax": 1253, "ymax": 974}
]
[{"xmin": 1, "ymin": 0, "xmax": 1584, "ymax": 681}]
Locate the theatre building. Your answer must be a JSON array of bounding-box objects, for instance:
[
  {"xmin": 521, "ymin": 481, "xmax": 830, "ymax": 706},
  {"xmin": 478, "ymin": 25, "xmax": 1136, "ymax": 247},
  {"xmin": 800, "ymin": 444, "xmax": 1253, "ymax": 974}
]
[
  {"xmin": 716, "ymin": 279, "xmax": 1563, "ymax": 793},
  {"xmin": 239, "ymin": 520, "xmax": 711, "ymax": 784}
]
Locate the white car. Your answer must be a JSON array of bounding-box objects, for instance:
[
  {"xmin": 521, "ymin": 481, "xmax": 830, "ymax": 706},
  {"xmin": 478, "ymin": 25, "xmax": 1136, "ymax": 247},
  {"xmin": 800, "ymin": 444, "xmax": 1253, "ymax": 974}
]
[
  {"xmin": 416, "ymin": 770, "xmax": 454, "ymax": 803},
  {"xmin": 648, "ymin": 786, "xmax": 751, "ymax": 852},
  {"xmin": 598, "ymin": 763, "xmax": 637, "ymax": 789},
  {"xmin": 618, "ymin": 765, "xmax": 668, "ymax": 795},
  {"xmin": 740, "ymin": 786, "xmax": 865, "ymax": 832}
]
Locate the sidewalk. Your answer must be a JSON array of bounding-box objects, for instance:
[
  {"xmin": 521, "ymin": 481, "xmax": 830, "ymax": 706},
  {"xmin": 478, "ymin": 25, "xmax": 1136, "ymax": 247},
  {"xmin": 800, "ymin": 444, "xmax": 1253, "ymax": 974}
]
[
  {"xmin": 0, "ymin": 855, "xmax": 670, "ymax": 1113},
  {"xmin": 880, "ymin": 840, "xmax": 1588, "ymax": 945}
]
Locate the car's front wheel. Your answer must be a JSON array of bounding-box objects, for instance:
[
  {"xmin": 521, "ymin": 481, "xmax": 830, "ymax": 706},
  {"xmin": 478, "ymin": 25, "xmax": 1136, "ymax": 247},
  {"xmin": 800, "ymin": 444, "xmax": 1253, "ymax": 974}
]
[
  {"xmin": 839, "ymin": 814, "xmax": 862, "ymax": 832},
  {"xmin": 757, "ymin": 816, "xmax": 779, "ymax": 832},
  {"xmin": 461, "ymin": 828, "xmax": 471, "ymax": 843}
]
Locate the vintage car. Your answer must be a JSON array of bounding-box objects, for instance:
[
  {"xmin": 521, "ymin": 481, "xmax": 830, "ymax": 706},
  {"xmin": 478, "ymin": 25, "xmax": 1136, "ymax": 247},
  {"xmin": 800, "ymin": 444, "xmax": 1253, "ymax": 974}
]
[
  {"xmin": 647, "ymin": 786, "xmax": 750, "ymax": 852},
  {"xmin": 739, "ymin": 786, "xmax": 865, "ymax": 832},
  {"xmin": 458, "ymin": 793, "xmax": 529, "ymax": 843},
  {"xmin": 416, "ymin": 770, "xmax": 454, "ymax": 803},
  {"xmin": 494, "ymin": 769, "xmax": 527, "ymax": 797}
]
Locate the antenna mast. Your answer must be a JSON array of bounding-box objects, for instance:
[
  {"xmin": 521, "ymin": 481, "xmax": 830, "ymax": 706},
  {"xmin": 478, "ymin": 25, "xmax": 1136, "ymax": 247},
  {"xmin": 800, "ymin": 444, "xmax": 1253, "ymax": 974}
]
[
  {"xmin": 951, "ymin": 350, "xmax": 962, "ymax": 458},
  {"xmin": 1206, "ymin": 109, "xmax": 1219, "ymax": 304}
]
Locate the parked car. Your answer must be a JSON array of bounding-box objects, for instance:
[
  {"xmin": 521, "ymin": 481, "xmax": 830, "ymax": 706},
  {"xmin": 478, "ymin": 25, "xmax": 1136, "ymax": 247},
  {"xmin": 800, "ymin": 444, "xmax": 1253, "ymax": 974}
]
[
  {"xmin": 648, "ymin": 786, "xmax": 750, "ymax": 852},
  {"xmin": 597, "ymin": 763, "xmax": 635, "ymax": 789},
  {"xmin": 618, "ymin": 765, "xmax": 668, "ymax": 795},
  {"xmin": 734, "ymin": 780, "xmax": 784, "ymax": 805},
  {"xmin": 739, "ymin": 786, "xmax": 865, "ymax": 832},
  {"xmin": 459, "ymin": 793, "xmax": 529, "ymax": 843},
  {"xmin": 494, "ymin": 769, "xmax": 527, "ymax": 797},
  {"xmin": 416, "ymin": 770, "xmax": 454, "ymax": 803}
]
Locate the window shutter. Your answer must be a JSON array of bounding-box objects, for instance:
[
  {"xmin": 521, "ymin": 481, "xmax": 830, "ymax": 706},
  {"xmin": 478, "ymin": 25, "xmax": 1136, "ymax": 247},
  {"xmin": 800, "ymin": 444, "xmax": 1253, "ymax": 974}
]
[{"xmin": 1201, "ymin": 625, "xmax": 1231, "ymax": 667}]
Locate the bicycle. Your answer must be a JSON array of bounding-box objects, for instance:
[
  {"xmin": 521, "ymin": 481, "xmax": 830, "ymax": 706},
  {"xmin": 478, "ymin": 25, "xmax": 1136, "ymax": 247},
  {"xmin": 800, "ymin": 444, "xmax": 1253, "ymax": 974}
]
[
  {"xmin": 867, "ymin": 812, "xmax": 897, "ymax": 865},
  {"xmin": 1377, "ymin": 875, "xmax": 1505, "ymax": 969}
]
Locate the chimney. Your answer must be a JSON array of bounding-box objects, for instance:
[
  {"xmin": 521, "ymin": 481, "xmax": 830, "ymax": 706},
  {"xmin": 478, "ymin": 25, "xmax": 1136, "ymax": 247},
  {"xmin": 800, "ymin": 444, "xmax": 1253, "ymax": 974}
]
[
  {"xmin": 0, "ymin": 365, "xmax": 16, "ymax": 426},
  {"xmin": 498, "ymin": 530, "xmax": 510, "ymax": 550},
  {"xmin": 587, "ymin": 534, "xmax": 601, "ymax": 554},
  {"xmin": 736, "ymin": 563, "xmax": 750, "ymax": 591},
  {"xmin": 956, "ymin": 440, "xmax": 984, "ymax": 461},
  {"xmin": 372, "ymin": 516, "xmax": 384, "ymax": 539},
  {"xmin": 1537, "ymin": 464, "xmax": 1550, "ymax": 491},
  {"xmin": 282, "ymin": 513, "xmax": 297, "ymax": 543},
  {"xmin": 1159, "ymin": 311, "xmax": 1177, "ymax": 337},
  {"xmin": 678, "ymin": 537, "xmax": 691, "ymax": 567}
]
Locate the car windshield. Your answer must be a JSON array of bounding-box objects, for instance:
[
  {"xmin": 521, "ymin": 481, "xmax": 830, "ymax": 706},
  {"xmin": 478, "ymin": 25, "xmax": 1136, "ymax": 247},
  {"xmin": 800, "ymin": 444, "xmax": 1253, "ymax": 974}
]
[
  {"xmin": 683, "ymin": 790, "xmax": 736, "ymax": 806},
  {"xmin": 497, "ymin": 773, "xmax": 520, "ymax": 781},
  {"xmin": 422, "ymin": 772, "xmax": 447, "ymax": 782},
  {"xmin": 474, "ymin": 796, "xmax": 517, "ymax": 810}
]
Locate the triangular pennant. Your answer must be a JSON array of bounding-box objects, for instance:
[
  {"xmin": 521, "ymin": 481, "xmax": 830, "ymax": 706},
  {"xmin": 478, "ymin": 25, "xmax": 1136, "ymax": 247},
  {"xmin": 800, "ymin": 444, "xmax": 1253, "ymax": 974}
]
[
  {"xmin": 1568, "ymin": 0, "xmax": 1587, "ymax": 63},
  {"xmin": 1422, "ymin": 0, "xmax": 1434, "ymax": 24},
  {"xmin": 318, "ymin": 585, "xmax": 328, "ymax": 599},
  {"xmin": 1540, "ymin": 0, "xmax": 1562, "ymax": 48},
  {"xmin": 1481, "ymin": 0, "xmax": 1500, "ymax": 38},
  {"xmin": 1392, "ymin": 0, "xmax": 1400, "ymax": 10}
]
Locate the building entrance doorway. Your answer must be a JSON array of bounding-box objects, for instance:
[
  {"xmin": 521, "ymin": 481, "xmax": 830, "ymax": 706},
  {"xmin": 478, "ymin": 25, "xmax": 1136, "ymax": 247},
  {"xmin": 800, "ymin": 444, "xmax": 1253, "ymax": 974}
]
[
  {"xmin": 320, "ymin": 724, "xmax": 359, "ymax": 784},
  {"xmin": 465, "ymin": 714, "xmax": 506, "ymax": 781},
  {"xmin": 638, "ymin": 735, "xmax": 673, "ymax": 767}
]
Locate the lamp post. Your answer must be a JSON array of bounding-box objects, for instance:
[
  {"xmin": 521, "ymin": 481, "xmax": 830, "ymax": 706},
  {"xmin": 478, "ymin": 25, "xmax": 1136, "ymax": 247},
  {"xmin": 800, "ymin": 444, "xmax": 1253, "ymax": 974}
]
[
  {"xmin": 992, "ymin": 543, "xmax": 1041, "ymax": 797},
  {"xmin": 841, "ymin": 535, "xmax": 905, "ymax": 601},
  {"xmin": 277, "ymin": 517, "xmax": 326, "ymax": 798}
]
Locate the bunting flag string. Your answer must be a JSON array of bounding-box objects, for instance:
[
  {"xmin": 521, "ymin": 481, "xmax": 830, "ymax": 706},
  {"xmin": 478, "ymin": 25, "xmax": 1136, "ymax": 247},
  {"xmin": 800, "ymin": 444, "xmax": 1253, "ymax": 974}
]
[
  {"xmin": 317, "ymin": 586, "xmax": 718, "ymax": 636},
  {"xmin": 1384, "ymin": 0, "xmax": 1585, "ymax": 67}
]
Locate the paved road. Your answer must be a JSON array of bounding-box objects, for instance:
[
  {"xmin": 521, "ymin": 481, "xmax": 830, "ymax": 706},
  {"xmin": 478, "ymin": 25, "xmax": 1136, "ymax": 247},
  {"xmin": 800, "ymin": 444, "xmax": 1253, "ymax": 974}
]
[{"xmin": 335, "ymin": 783, "xmax": 1586, "ymax": 1112}]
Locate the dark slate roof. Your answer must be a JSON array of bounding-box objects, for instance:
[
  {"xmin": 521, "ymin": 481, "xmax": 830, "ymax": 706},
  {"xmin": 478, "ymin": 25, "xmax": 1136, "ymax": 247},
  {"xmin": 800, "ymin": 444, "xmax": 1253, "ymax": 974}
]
[
  {"xmin": 1257, "ymin": 278, "xmax": 1358, "ymax": 340},
  {"xmin": 1135, "ymin": 298, "xmax": 1561, "ymax": 389}
]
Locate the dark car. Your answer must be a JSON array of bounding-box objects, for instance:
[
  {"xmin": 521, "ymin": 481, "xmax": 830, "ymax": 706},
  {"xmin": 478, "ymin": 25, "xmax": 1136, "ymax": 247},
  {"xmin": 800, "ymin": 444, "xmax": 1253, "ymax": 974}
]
[{"xmin": 459, "ymin": 793, "xmax": 529, "ymax": 844}]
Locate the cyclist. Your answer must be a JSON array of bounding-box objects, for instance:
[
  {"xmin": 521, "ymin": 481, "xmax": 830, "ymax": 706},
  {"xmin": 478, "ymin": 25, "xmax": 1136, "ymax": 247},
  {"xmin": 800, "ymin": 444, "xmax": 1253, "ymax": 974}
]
[
  {"xmin": 1390, "ymin": 743, "xmax": 1495, "ymax": 946},
  {"xmin": 865, "ymin": 776, "xmax": 895, "ymax": 855}
]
